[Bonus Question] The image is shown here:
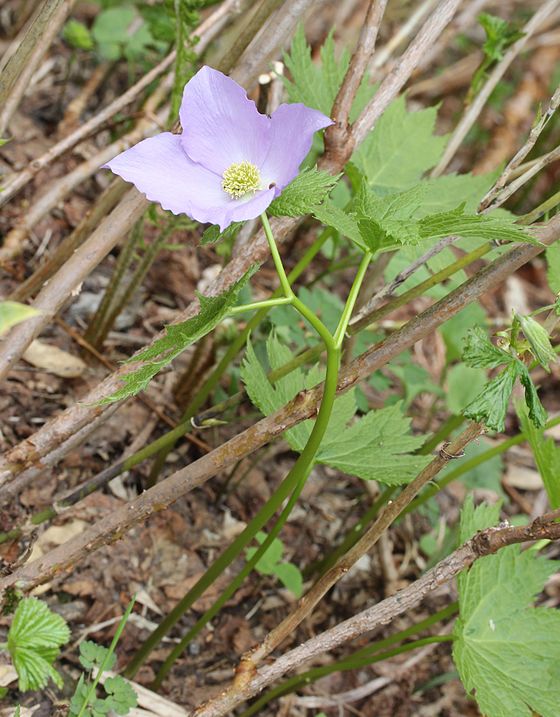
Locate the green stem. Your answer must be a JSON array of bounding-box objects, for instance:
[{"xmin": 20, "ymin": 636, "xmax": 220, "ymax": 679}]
[
  {"xmin": 145, "ymin": 228, "xmax": 330, "ymax": 484},
  {"xmin": 228, "ymin": 297, "xmax": 292, "ymax": 315},
  {"xmin": 260, "ymin": 212, "xmax": 294, "ymax": 298},
  {"xmin": 333, "ymin": 251, "xmax": 372, "ymax": 348},
  {"xmin": 76, "ymin": 596, "xmax": 136, "ymax": 717}
]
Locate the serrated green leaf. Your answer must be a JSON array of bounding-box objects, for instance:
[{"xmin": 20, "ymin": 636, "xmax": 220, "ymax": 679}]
[
  {"xmin": 12, "ymin": 645, "xmax": 63, "ymax": 691},
  {"xmin": 517, "ymin": 314, "xmax": 557, "ymax": 372},
  {"xmin": 462, "ymin": 326, "xmax": 512, "ymax": 369},
  {"xmin": 418, "ymin": 205, "xmax": 536, "ymax": 244},
  {"xmin": 454, "ymin": 498, "xmax": 560, "ymax": 717},
  {"xmin": 200, "ymin": 222, "xmax": 242, "ymax": 246},
  {"xmin": 413, "ymin": 172, "xmax": 499, "ymax": 215},
  {"xmin": 463, "ymin": 362, "xmax": 518, "ymax": 432},
  {"xmin": 8, "ymin": 598, "xmax": 70, "ymax": 650},
  {"xmin": 7, "ymin": 598, "xmax": 69, "ymax": 692},
  {"xmin": 102, "ymin": 271, "xmax": 254, "ymax": 403},
  {"xmin": 315, "ymin": 401, "xmax": 429, "ymax": 484},
  {"xmin": 517, "ymin": 363, "xmax": 547, "ymax": 429},
  {"xmin": 479, "ymin": 12, "xmax": 524, "ymax": 62},
  {"xmin": 268, "ymin": 168, "xmax": 339, "ymax": 217},
  {"xmin": 313, "ymin": 201, "xmax": 364, "ymax": 247},
  {"xmin": 104, "ymin": 675, "xmax": 137, "ymax": 715},
  {"xmin": 545, "ymin": 243, "xmax": 560, "ymax": 294},
  {"xmin": 0, "ymin": 301, "xmax": 40, "ymax": 335},
  {"xmin": 353, "ymin": 96, "xmax": 447, "ymax": 191},
  {"xmin": 282, "ymin": 26, "xmax": 372, "ymax": 118},
  {"xmin": 440, "ymin": 304, "xmax": 488, "ymax": 362},
  {"xmin": 516, "ymin": 401, "xmax": 560, "ymax": 508}
]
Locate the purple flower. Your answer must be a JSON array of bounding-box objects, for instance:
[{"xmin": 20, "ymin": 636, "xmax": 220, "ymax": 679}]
[{"xmin": 105, "ymin": 66, "xmax": 332, "ymax": 231}]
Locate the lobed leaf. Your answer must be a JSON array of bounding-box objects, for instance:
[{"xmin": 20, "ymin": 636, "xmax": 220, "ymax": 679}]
[{"xmin": 454, "ymin": 499, "xmax": 560, "ymax": 717}]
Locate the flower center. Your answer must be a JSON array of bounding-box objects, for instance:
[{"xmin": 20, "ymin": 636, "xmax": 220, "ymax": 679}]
[{"xmin": 222, "ymin": 161, "xmax": 261, "ymax": 198}]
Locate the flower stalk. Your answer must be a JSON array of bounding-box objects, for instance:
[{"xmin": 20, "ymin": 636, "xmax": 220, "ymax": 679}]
[{"xmin": 127, "ymin": 215, "xmax": 370, "ymax": 680}]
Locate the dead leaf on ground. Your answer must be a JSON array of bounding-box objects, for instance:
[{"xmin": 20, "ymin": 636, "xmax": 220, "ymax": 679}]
[{"xmin": 23, "ymin": 339, "xmax": 87, "ymax": 378}]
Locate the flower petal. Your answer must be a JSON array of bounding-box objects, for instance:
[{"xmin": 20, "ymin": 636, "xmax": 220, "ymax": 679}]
[
  {"xmin": 226, "ymin": 187, "xmax": 276, "ymax": 226},
  {"xmin": 180, "ymin": 66, "xmax": 271, "ymax": 175},
  {"xmin": 105, "ymin": 132, "xmax": 225, "ymax": 214},
  {"xmin": 104, "ymin": 133, "xmax": 274, "ymax": 231},
  {"xmin": 259, "ymin": 104, "xmax": 333, "ymax": 191}
]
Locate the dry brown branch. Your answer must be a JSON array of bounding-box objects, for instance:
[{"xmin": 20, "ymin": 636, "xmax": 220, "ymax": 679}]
[
  {"xmin": 0, "ymin": 0, "xmax": 464, "ymax": 492},
  {"xmin": 349, "ymin": 0, "xmax": 463, "ymax": 157},
  {"xmin": 9, "ymin": 179, "xmax": 128, "ymax": 302},
  {"xmin": 58, "ymin": 62, "xmax": 113, "ymax": 135},
  {"xmin": 218, "ymin": 0, "xmax": 285, "ymax": 76},
  {"xmin": 0, "ymin": 0, "xmax": 75, "ymax": 135},
  {"xmin": 479, "ymin": 80, "xmax": 560, "ymax": 210},
  {"xmin": 324, "ymin": 0, "xmax": 389, "ymax": 163},
  {"xmin": 246, "ymin": 422, "xmax": 484, "ymax": 666},
  {"xmin": 0, "ymin": 188, "xmax": 147, "ymax": 382},
  {"xmin": 369, "ymin": 0, "xmax": 439, "ymax": 72},
  {"xmin": 1, "ymin": 217, "xmax": 558, "ymax": 590},
  {"xmin": 191, "ymin": 513, "xmax": 560, "ymax": 717},
  {"xmin": 431, "ymin": 0, "xmax": 560, "ymax": 177},
  {"xmin": 230, "ymin": 0, "xmax": 317, "ymax": 86}
]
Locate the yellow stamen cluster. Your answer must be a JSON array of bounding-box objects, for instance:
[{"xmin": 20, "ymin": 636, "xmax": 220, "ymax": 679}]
[{"xmin": 222, "ymin": 161, "xmax": 261, "ymax": 198}]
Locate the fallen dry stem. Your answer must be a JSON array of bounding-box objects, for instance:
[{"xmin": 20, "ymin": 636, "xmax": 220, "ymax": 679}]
[
  {"xmin": 324, "ymin": 0, "xmax": 389, "ymax": 163},
  {"xmin": 191, "ymin": 513, "xmax": 560, "ymax": 717}
]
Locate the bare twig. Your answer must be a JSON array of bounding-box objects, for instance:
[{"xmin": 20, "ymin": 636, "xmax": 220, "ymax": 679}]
[
  {"xmin": 0, "ymin": 188, "xmax": 147, "ymax": 382},
  {"xmin": 479, "ymin": 83, "xmax": 560, "ymax": 211},
  {"xmin": 369, "ymin": 0, "xmax": 439, "ymax": 72},
  {"xmin": 0, "ymin": 0, "xmax": 75, "ymax": 135},
  {"xmin": 0, "ymin": 88, "xmax": 170, "ymax": 266},
  {"xmin": 1, "ymin": 217, "xmax": 558, "ymax": 588},
  {"xmin": 348, "ymin": 0, "xmax": 463, "ymax": 160},
  {"xmin": 230, "ymin": 0, "xmax": 317, "ymax": 87},
  {"xmin": 0, "ymin": 55, "xmax": 175, "ymax": 208},
  {"xmin": 431, "ymin": 0, "xmax": 560, "ymax": 177},
  {"xmin": 324, "ymin": 0, "xmax": 389, "ymax": 163},
  {"xmin": 218, "ymin": 0, "xmax": 285, "ymax": 76},
  {"xmin": 9, "ymin": 179, "xmax": 128, "ymax": 302},
  {"xmin": 191, "ymin": 513, "xmax": 560, "ymax": 716},
  {"xmin": 480, "ymin": 143, "xmax": 560, "ymax": 213}
]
